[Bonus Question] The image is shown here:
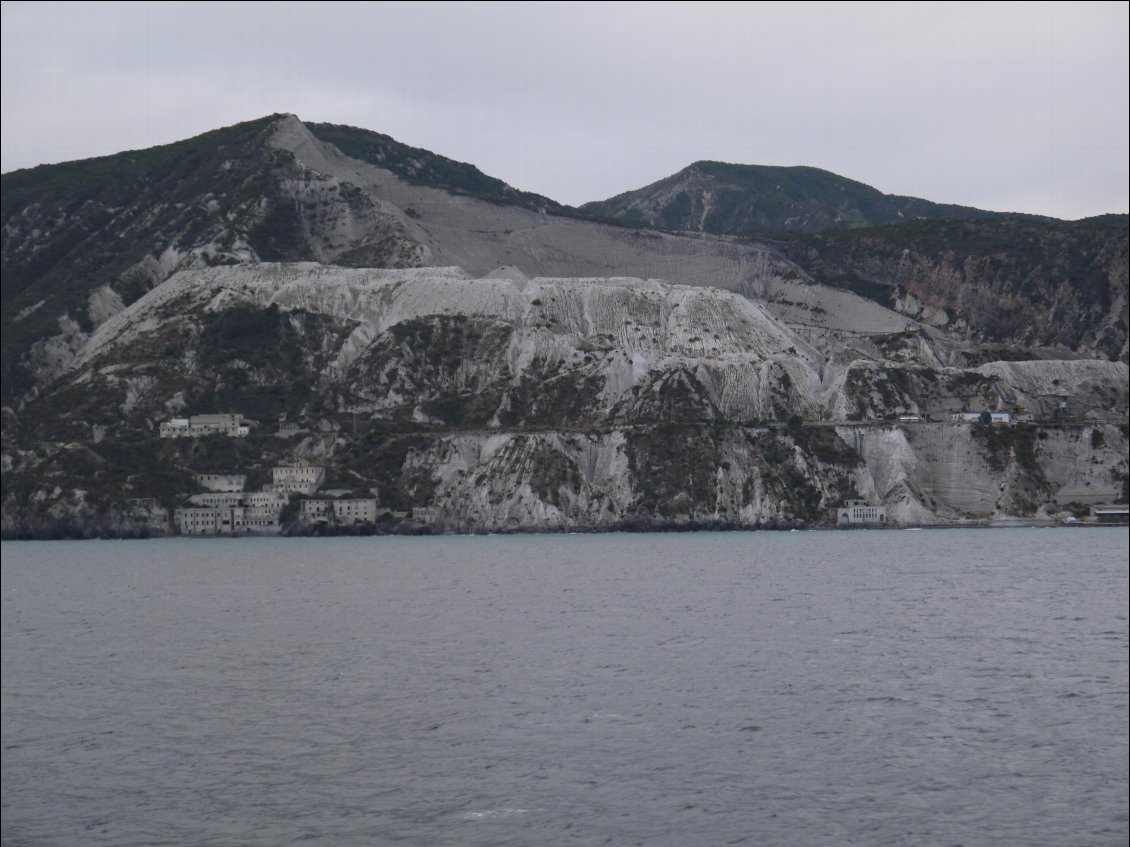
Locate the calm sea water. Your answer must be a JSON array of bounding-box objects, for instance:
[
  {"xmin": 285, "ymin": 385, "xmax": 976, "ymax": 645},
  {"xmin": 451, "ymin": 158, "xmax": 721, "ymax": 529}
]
[{"xmin": 2, "ymin": 529, "xmax": 1127, "ymax": 847}]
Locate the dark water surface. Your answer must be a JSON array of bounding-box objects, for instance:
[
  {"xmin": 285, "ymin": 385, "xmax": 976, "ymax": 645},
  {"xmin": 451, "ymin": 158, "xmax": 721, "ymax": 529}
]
[{"xmin": 2, "ymin": 529, "xmax": 1127, "ymax": 846}]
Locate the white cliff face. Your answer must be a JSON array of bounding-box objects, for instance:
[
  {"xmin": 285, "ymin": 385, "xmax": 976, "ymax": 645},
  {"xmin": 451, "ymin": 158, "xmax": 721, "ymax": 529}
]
[
  {"xmin": 839, "ymin": 422, "xmax": 1127, "ymax": 524},
  {"xmin": 974, "ymin": 360, "xmax": 1130, "ymax": 418},
  {"xmin": 72, "ymin": 264, "xmax": 825, "ymax": 425},
  {"xmin": 399, "ymin": 427, "xmax": 853, "ymax": 531},
  {"xmin": 843, "ymin": 425, "xmax": 1004, "ymax": 521},
  {"xmin": 27, "ymin": 262, "xmax": 1128, "ymax": 531}
]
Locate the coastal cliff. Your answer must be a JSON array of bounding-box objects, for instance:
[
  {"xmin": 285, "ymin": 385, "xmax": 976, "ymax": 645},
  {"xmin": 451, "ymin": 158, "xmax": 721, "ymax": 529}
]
[{"xmin": 3, "ymin": 265, "xmax": 1125, "ymax": 535}]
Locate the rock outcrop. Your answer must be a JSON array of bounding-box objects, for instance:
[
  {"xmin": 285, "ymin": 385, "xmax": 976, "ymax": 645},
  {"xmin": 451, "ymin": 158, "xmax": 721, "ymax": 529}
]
[{"xmin": 3, "ymin": 265, "xmax": 1125, "ymax": 534}]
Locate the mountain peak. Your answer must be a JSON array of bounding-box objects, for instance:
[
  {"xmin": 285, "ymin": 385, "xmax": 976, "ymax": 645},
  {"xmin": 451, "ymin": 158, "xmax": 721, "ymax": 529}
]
[{"xmin": 583, "ymin": 161, "xmax": 1015, "ymax": 234}]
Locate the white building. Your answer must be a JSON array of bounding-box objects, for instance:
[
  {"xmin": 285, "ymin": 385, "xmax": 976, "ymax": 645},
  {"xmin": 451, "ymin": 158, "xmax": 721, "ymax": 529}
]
[
  {"xmin": 160, "ymin": 413, "xmax": 249, "ymax": 439},
  {"xmin": 195, "ymin": 473, "xmax": 247, "ymax": 492},
  {"xmin": 245, "ymin": 490, "xmax": 287, "ymax": 509},
  {"xmin": 301, "ymin": 498, "xmax": 379, "ymax": 524},
  {"xmin": 234, "ymin": 506, "xmax": 282, "ymax": 532},
  {"xmin": 188, "ymin": 491, "xmax": 246, "ymax": 508},
  {"xmin": 301, "ymin": 499, "xmax": 332, "ymax": 520},
  {"xmin": 175, "ymin": 507, "xmax": 221, "ymax": 535},
  {"xmin": 271, "ymin": 463, "xmax": 325, "ymax": 495},
  {"xmin": 334, "ymin": 498, "xmax": 378, "ymax": 523},
  {"xmin": 950, "ymin": 411, "xmax": 1012, "ymax": 425},
  {"xmin": 174, "ymin": 504, "xmax": 281, "ymax": 535},
  {"xmin": 413, "ymin": 506, "xmax": 441, "ymax": 524},
  {"xmin": 836, "ymin": 500, "xmax": 887, "ymax": 527}
]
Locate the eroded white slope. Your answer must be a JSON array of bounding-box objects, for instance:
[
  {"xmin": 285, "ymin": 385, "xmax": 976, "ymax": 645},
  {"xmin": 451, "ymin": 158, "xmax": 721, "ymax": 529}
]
[
  {"xmin": 268, "ymin": 116, "xmax": 925, "ymax": 340},
  {"xmin": 73, "ymin": 263, "xmax": 824, "ymax": 423}
]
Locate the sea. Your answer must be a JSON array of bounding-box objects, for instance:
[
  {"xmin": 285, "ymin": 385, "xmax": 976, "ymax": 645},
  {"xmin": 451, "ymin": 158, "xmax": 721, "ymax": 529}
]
[{"xmin": 2, "ymin": 528, "xmax": 1127, "ymax": 847}]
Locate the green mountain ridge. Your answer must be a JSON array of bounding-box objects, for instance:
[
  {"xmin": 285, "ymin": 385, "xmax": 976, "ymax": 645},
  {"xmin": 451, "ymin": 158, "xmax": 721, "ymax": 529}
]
[{"xmin": 580, "ymin": 160, "xmax": 1047, "ymax": 234}]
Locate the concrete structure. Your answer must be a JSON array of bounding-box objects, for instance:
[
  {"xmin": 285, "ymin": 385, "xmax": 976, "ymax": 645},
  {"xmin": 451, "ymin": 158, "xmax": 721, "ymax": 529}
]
[
  {"xmin": 174, "ymin": 504, "xmax": 281, "ymax": 535},
  {"xmin": 334, "ymin": 498, "xmax": 378, "ymax": 523},
  {"xmin": 271, "ymin": 463, "xmax": 325, "ymax": 495},
  {"xmin": 160, "ymin": 413, "xmax": 249, "ymax": 439},
  {"xmin": 413, "ymin": 506, "xmax": 441, "ymax": 524},
  {"xmin": 836, "ymin": 500, "xmax": 887, "ymax": 527},
  {"xmin": 245, "ymin": 490, "xmax": 287, "ymax": 509},
  {"xmin": 301, "ymin": 499, "xmax": 333, "ymax": 520},
  {"xmin": 277, "ymin": 421, "xmax": 305, "ymax": 437},
  {"xmin": 235, "ymin": 506, "xmax": 282, "ymax": 532},
  {"xmin": 1093, "ymin": 505, "xmax": 1129, "ymax": 524},
  {"xmin": 950, "ymin": 411, "xmax": 1011, "ymax": 425},
  {"xmin": 195, "ymin": 473, "xmax": 247, "ymax": 492},
  {"xmin": 188, "ymin": 491, "xmax": 246, "ymax": 508},
  {"xmin": 175, "ymin": 507, "xmax": 221, "ymax": 535},
  {"xmin": 301, "ymin": 497, "xmax": 379, "ymax": 524}
]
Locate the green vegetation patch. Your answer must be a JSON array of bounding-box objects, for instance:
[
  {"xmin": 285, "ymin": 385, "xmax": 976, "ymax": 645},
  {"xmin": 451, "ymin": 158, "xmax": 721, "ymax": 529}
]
[{"xmin": 625, "ymin": 423, "xmax": 721, "ymax": 517}]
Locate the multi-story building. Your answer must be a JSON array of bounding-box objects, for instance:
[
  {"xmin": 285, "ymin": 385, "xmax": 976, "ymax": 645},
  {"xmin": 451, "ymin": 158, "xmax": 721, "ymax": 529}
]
[
  {"xmin": 174, "ymin": 504, "xmax": 282, "ymax": 535},
  {"xmin": 175, "ymin": 507, "xmax": 222, "ymax": 535},
  {"xmin": 413, "ymin": 506, "xmax": 441, "ymax": 524},
  {"xmin": 333, "ymin": 499, "xmax": 378, "ymax": 523},
  {"xmin": 188, "ymin": 492, "xmax": 246, "ymax": 508},
  {"xmin": 301, "ymin": 498, "xmax": 379, "ymax": 524},
  {"xmin": 234, "ymin": 506, "xmax": 282, "ymax": 532},
  {"xmin": 271, "ymin": 463, "xmax": 325, "ymax": 495},
  {"xmin": 836, "ymin": 500, "xmax": 887, "ymax": 527},
  {"xmin": 160, "ymin": 414, "xmax": 250, "ymax": 439},
  {"xmin": 245, "ymin": 490, "xmax": 287, "ymax": 509},
  {"xmin": 301, "ymin": 499, "xmax": 333, "ymax": 520}
]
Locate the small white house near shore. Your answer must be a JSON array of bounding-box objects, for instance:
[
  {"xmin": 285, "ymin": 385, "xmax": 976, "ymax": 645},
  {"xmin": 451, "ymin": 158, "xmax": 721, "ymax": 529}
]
[{"xmin": 836, "ymin": 500, "xmax": 887, "ymax": 527}]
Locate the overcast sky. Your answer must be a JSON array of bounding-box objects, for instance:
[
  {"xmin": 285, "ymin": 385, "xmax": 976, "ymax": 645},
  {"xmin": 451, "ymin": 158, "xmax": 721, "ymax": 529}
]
[{"xmin": 2, "ymin": 1, "xmax": 1127, "ymax": 219}]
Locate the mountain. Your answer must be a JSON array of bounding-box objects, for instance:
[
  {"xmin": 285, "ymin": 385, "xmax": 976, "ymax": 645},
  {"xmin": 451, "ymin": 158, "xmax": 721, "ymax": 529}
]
[
  {"xmin": 304, "ymin": 122, "xmax": 568, "ymax": 214},
  {"xmin": 1, "ymin": 114, "xmax": 809, "ymax": 401},
  {"xmin": 772, "ymin": 217, "xmax": 1129, "ymax": 362},
  {"xmin": 580, "ymin": 161, "xmax": 1029, "ymax": 234},
  {"xmin": 1, "ymin": 115, "xmax": 1127, "ymax": 535}
]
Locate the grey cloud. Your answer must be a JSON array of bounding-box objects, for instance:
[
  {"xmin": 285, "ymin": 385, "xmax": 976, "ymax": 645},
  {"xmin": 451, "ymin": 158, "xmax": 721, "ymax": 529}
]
[{"xmin": 2, "ymin": 1, "xmax": 1126, "ymax": 218}]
